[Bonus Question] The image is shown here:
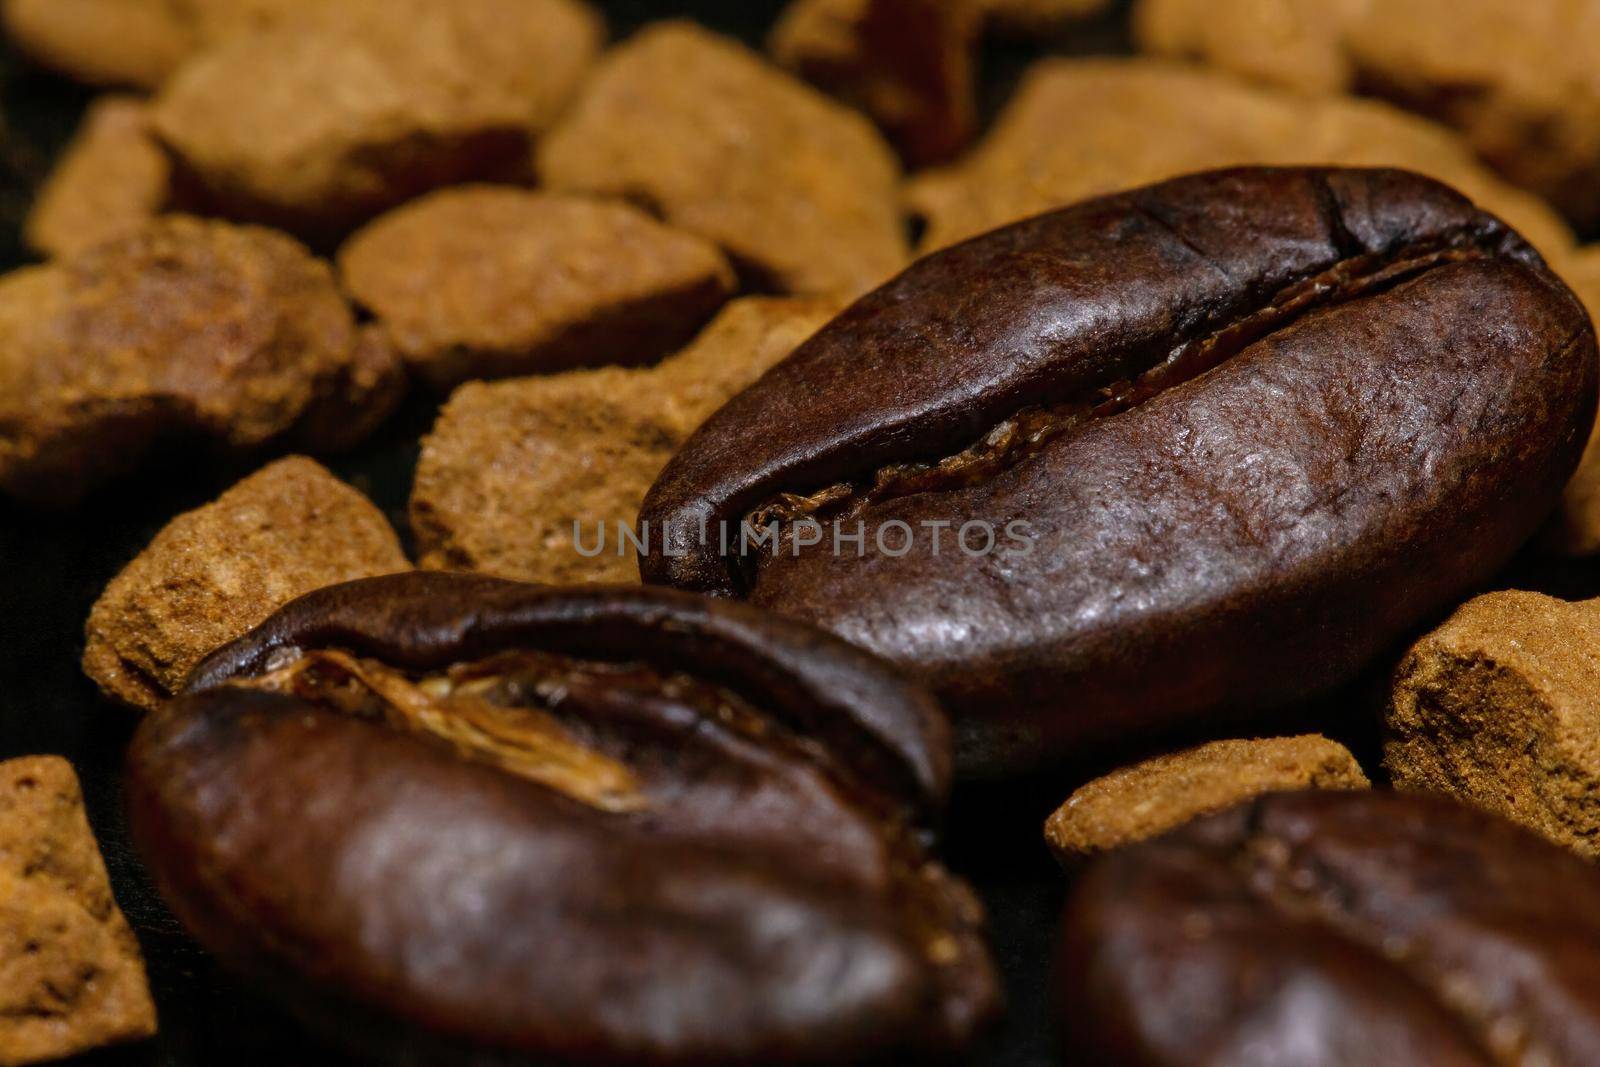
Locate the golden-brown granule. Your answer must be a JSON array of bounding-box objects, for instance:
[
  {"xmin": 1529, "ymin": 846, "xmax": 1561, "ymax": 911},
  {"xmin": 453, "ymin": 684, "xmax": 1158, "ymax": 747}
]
[
  {"xmin": 83, "ymin": 456, "xmax": 410, "ymax": 711},
  {"xmin": 0, "ymin": 0, "xmax": 339, "ymax": 90},
  {"xmin": 339, "ymin": 187, "xmax": 736, "ymax": 391},
  {"xmin": 906, "ymin": 59, "xmax": 1575, "ymax": 264},
  {"xmin": 1135, "ymin": 0, "xmax": 1600, "ymax": 230},
  {"xmin": 1386, "ymin": 590, "xmax": 1600, "ymax": 860},
  {"xmin": 769, "ymin": 0, "xmax": 980, "ymax": 167},
  {"xmin": 0, "ymin": 0, "xmax": 193, "ymax": 90},
  {"xmin": 0, "ymin": 216, "xmax": 404, "ymax": 505},
  {"xmin": 0, "ymin": 756, "xmax": 156, "ymax": 1064},
  {"xmin": 980, "ymin": 0, "xmax": 1110, "ymax": 36},
  {"xmin": 179, "ymin": 0, "xmax": 327, "ymax": 45},
  {"xmin": 24, "ymin": 96, "xmax": 171, "ymax": 258},
  {"xmin": 1043, "ymin": 735, "xmax": 1369, "ymax": 863},
  {"xmin": 539, "ymin": 21, "xmax": 908, "ymax": 299},
  {"xmin": 153, "ymin": 0, "xmax": 604, "ymax": 239},
  {"xmin": 411, "ymin": 296, "xmax": 841, "ymax": 586},
  {"xmin": 1133, "ymin": 0, "xmax": 1366, "ymax": 95}
]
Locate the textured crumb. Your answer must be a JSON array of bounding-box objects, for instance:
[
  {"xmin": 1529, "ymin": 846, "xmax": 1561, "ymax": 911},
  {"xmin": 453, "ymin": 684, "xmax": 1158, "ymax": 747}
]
[
  {"xmin": 540, "ymin": 21, "xmax": 907, "ymax": 298},
  {"xmin": 1386, "ymin": 590, "xmax": 1600, "ymax": 859},
  {"xmin": 0, "ymin": 757, "xmax": 156, "ymax": 1065},
  {"xmin": 0, "ymin": 216, "xmax": 405, "ymax": 505},
  {"xmin": 1044, "ymin": 735, "xmax": 1369, "ymax": 862},
  {"xmin": 0, "ymin": 0, "xmax": 341, "ymax": 90},
  {"xmin": 1133, "ymin": 0, "xmax": 1366, "ymax": 94},
  {"xmin": 339, "ymin": 187, "xmax": 735, "ymax": 390},
  {"xmin": 182, "ymin": 0, "xmax": 330, "ymax": 45},
  {"xmin": 0, "ymin": 0, "xmax": 192, "ymax": 89},
  {"xmin": 411, "ymin": 296, "xmax": 840, "ymax": 585},
  {"xmin": 1134, "ymin": 0, "xmax": 1600, "ymax": 230},
  {"xmin": 906, "ymin": 58, "xmax": 1573, "ymax": 264},
  {"xmin": 24, "ymin": 96, "xmax": 170, "ymax": 258},
  {"xmin": 153, "ymin": 0, "xmax": 604, "ymax": 238},
  {"xmin": 83, "ymin": 456, "xmax": 410, "ymax": 710}
]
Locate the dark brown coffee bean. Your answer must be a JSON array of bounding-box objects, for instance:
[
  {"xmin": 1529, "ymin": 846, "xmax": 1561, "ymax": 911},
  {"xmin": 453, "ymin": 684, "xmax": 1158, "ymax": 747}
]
[
  {"xmin": 127, "ymin": 572, "xmax": 998, "ymax": 1066},
  {"xmin": 639, "ymin": 166, "xmax": 1598, "ymax": 777},
  {"xmin": 1057, "ymin": 790, "xmax": 1600, "ymax": 1066}
]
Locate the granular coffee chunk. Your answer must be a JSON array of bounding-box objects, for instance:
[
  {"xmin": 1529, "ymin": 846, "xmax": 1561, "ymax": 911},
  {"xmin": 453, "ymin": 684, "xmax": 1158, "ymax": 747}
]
[
  {"xmin": 540, "ymin": 21, "xmax": 907, "ymax": 298},
  {"xmin": 340, "ymin": 187, "xmax": 735, "ymax": 390},
  {"xmin": 907, "ymin": 59, "xmax": 1573, "ymax": 262},
  {"xmin": 1045, "ymin": 735, "xmax": 1369, "ymax": 862},
  {"xmin": 1387, "ymin": 589, "xmax": 1600, "ymax": 859},
  {"xmin": 411, "ymin": 297, "xmax": 839, "ymax": 585},
  {"xmin": 0, "ymin": 217, "xmax": 404, "ymax": 504},
  {"xmin": 83, "ymin": 456, "xmax": 410, "ymax": 710},
  {"xmin": 154, "ymin": 0, "xmax": 604, "ymax": 238},
  {"xmin": 0, "ymin": 756, "xmax": 156, "ymax": 1065},
  {"xmin": 0, "ymin": 0, "xmax": 191, "ymax": 89},
  {"xmin": 1135, "ymin": 0, "xmax": 1600, "ymax": 230},
  {"xmin": 25, "ymin": 96, "xmax": 171, "ymax": 258},
  {"xmin": 1, "ymin": 0, "xmax": 339, "ymax": 90}
]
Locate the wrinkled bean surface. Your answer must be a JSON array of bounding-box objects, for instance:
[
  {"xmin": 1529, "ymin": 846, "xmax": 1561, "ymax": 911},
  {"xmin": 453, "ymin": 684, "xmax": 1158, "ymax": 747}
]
[
  {"xmin": 1058, "ymin": 790, "xmax": 1600, "ymax": 1066},
  {"xmin": 641, "ymin": 167, "xmax": 1597, "ymax": 776},
  {"xmin": 128, "ymin": 572, "xmax": 998, "ymax": 1066}
]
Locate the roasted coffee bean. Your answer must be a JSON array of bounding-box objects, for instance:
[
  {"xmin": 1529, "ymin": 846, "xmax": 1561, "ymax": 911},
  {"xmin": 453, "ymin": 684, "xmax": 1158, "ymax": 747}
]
[
  {"xmin": 1057, "ymin": 790, "xmax": 1600, "ymax": 1066},
  {"xmin": 640, "ymin": 167, "xmax": 1598, "ymax": 777},
  {"xmin": 127, "ymin": 571, "xmax": 998, "ymax": 1066}
]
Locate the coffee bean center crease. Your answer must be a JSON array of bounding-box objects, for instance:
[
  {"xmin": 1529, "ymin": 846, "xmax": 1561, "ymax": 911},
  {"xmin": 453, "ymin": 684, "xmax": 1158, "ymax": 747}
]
[{"xmin": 741, "ymin": 225, "xmax": 1511, "ymax": 584}]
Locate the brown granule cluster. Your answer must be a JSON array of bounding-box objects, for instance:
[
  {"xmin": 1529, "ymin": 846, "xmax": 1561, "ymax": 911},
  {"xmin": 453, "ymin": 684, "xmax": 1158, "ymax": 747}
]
[
  {"xmin": 83, "ymin": 456, "xmax": 410, "ymax": 711},
  {"xmin": 0, "ymin": 216, "xmax": 404, "ymax": 505},
  {"xmin": 1386, "ymin": 590, "xmax": 1600, "ymax": 860},
  {"xmin": 0, "ymin": 0, "xmax": 192, "ymax": 90},
  {"xmin": 0, "ymin": 0, "xmax": 332, "ymax": 90},
  {"xmin": 179, "ymin": 0, "xmax": 329, "ymax": 47},
  {"xmin": 1133, "ymin": 0, "xmax": 1369, "ymax": 98},
  {"xmin": 906, "ymin": 59, "xmax": 1574, "ymax": 263},
  {"xmin": 1044, "ymin": 735, "xmax": 1370, "ymax": 863},
  {"xmin": 152, "ymin": 0, "xmax": 605, "ymax": 239},
  {"xmin": 0, "ymin": 756, "xmax": 156, "ymax": 1065},
  {"xmin": 23, "ymin": 96, "xmax": 170, "ymax": 258},
  {"xmin": 769, "ymin": 0, "xmax": 980, "ymax": 167},
  {"xmin": 411, "ymin": 297, "xmax": 839, "ymax": 586},
  {"xmin": 539, "ymin": 21, "xmax": 908, "ymax": 298},
  {"xmin": 1134, "ymin": 0, "xmax": 1600, "ymax": 230},
  {"xmin": 339, "ymin": 187, "xmax": 736, "ymax": 390}
]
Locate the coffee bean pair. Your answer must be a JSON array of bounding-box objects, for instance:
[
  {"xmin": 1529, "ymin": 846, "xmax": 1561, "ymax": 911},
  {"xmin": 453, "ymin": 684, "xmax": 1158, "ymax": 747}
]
[
  {"xmin": 128, "ymin": 166, "xmax": 1599, "ymax": 1065},
  {"xmin": 135, "ymin": 578, "xmax": 1600, "ymax": 1066}
]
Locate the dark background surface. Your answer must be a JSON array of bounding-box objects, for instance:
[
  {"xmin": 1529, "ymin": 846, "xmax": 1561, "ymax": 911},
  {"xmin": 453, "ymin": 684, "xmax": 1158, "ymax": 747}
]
[{"xmin": 1, "ymin": 2, "xmax": 1597, "ymax": 1065}]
